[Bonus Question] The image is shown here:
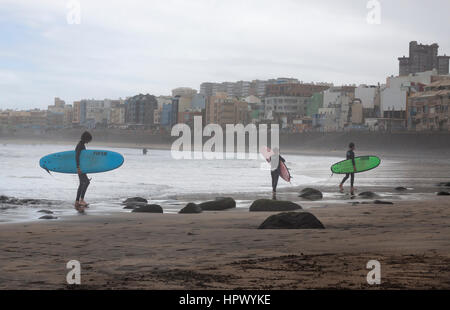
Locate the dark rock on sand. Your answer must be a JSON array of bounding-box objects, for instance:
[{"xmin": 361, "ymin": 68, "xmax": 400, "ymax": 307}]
[
  {"xmin": 179, "ymin": 203, "xmax": 203, "ymax": 214},
  {"xmin": 39, "ymin": 215, "xmax": 58, "ymax": 220},
  {"xmin": 298, "ymin": 188, "xmax": 323, "ymax": 200},
  {"xmin": 131, "ymin": 204, "xmax": 163, "ymax": 213},
  {"xmin": 437, "ymin": 191, "xmax": 450, "ymax": 196},
  {"xmin": 122, "ymin": 197, "xmax": 148, "ymax": 204},
  {"xmin": 358, "ymin": 191, "xmax": 379, "ymax": 199},
  {"xmin": 38, "ymin": 210, "xmax": 53, "ymax": 214},
  {"xmin": 395, "ymin": 187, "xmax": 408, "ymax": 191},
  {"xmin": 199, "ymin": 197, "xmax": 236, "ymax": 211},
  {"xmin": 0, "ymin": 195, "xmax": 9, "ymax": 202},
  {"xmin": 258, "ymin": 212, "xmax": 325, "ymax": 229},
  {"xmin": 249, "ymin": 199, "xmax": 302, "ymax": 212},
  {"xmin": 438, "ymin": 182, "xmax": 450, "ymax": 187},
  {"xmin": 374, "ymin": 200, "xmax": 394, "ymax": 205}
]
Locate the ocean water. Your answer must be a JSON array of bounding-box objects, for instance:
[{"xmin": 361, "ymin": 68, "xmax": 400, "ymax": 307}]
[{"xmin": 0, "ymin": 143, "xmax": 448, "ymax": 223}]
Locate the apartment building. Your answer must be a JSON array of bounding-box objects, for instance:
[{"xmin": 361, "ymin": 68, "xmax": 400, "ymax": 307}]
[{"xmin": 408, "ymin": 79, "xmax": 450, "ymax": 131}]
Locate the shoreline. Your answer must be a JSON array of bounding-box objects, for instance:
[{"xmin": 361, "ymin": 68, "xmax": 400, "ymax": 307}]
[
  {"xmin": 1, "ymin": 183, "xmax": 447, "ymax": 225},
  {"xmin": 2, "ymin": 137, "xmax": 448, "ymax": 160}
]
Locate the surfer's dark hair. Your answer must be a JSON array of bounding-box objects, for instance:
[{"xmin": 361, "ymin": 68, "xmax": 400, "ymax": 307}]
[
  {"xmin": 349, "ymin": 142, "xmax": 355, "ymax": 148},
  {"xmin": 81, "ymin": 131, "xmax": 92, "ymax": 143}
]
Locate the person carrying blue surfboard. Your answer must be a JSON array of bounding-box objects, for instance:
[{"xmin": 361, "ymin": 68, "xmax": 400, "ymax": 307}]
[
  {"xmin": 75, "ymin": 131, "xmax": 92, "ymax": 212},
  {"xmin": 339, "ymin": 142, "xmax": 356, "ymax": 195}
]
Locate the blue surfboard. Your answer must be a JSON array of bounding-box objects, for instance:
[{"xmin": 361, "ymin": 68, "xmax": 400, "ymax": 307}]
[{"xmin": 39, "ymin": 150, "xmax": 124, "ymax": 174}]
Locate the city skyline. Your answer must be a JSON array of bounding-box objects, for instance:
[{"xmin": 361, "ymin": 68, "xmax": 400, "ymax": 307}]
[{"xmin": 1, "ymin": 0, "xmax": 450, "ymax": 110}]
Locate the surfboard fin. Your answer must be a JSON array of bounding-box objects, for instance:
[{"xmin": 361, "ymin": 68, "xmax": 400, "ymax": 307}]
[{"xmin": 43, "ymin": 168, "xmax": 52, "ymax": 176}]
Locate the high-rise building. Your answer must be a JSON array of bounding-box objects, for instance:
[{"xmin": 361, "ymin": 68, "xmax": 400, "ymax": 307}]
[
  {"xmin": 398, "ymin": 41, "xmax": 450, "ymax": 76},
  {"xmin": 63, "ymin": 105, "xmax": 73, "ymax": 128},
  {"xmin": 200, "ymin": 78, "xmax": 303, "ymax": 98},
  {"xmin": 172, "ymin": 87, "xmax": 197, "ymax": 97},
  {"xmin": 125, "ymin": 94, "xmax": 158, "ymax": 127},
  {"xmin": 160, "ymin": 97, "xmax": 179, "ymax": 128},
  {"xmin": 110, "ymin": 104, "xmax": 126, "ymax": 126},
  {"xmin": 72, "ymin": 101, "xmax": 81, "ymax": 125},
  {"xmin": 265, "ymin": 83, "xmax": 330, "ymax": 97},
  {"xmin": 206, "ymin": 92, "xmax": 249, "ymax": 126}
]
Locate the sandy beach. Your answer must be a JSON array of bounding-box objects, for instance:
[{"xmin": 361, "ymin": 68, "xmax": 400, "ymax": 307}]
[
  {"xmin": 1, "ymin": 139, "xmax": 450, "ymax": 290},
  {"xmin": 1, "ymin": 194, "xmax": 449, "ymax": 290}
]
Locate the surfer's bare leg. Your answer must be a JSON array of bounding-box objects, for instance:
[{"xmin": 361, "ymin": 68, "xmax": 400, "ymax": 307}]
[
  {"xmin": 350, "ymin": 173, "xmax": 355, "ymax": 195},
  {"xmin": 77, "ymin": 173, "xmax": 90, "ymax": 207},
  {"xmin": 271, "ymin": 171, "xmax": 279, "ymax": 199},
  {"xmin": 340, "ymin": 174, "xmax": 349, "ymax": 192}
]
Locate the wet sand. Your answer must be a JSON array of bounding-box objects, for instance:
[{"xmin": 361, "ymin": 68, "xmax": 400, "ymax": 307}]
[{"xmin": 1, "ymin": 196, "xmax": 449, "ymax": 290}]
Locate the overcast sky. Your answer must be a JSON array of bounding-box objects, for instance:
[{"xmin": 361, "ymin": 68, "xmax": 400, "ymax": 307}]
[{"xmin": 1, "ymin": 0, "xmax": 449, "ymax": 110}]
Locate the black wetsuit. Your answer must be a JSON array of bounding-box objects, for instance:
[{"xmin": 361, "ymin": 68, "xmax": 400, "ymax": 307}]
[
  {"xmin": 270, "ymin": 155, "xmax": 285, "ymax": 192},
  {"xmin": 75, "ymin": 141, "xmax": 90, "ymax": 201},
  {"xmin": 341, "ymin": 149, "xmax": 355, "ymax": 187}
]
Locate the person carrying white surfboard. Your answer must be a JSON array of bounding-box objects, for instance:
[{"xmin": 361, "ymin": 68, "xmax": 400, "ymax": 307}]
[
  {"xmin": 75, "ymin": 131, "xmax": 92, "ymax": 212},
  {"xmin": 270, "ymin": 147, "xmax": 286, "ymax": 200},
  {"xmin": 339, "ymin": 142, "xmax": 356, "ymax": 195}
]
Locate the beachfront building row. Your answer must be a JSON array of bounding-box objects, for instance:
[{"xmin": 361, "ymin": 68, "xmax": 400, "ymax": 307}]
[
  {"xmin": 407, "ymin": 79, "xmax": 450, "ymax": 131},
  {"xmin": 2, "ymin": 74, "xmax": 449, "ymax": 133},
  {"xmin": 1, "ymin": 77, "xmax": 448, "ymax": 133}
]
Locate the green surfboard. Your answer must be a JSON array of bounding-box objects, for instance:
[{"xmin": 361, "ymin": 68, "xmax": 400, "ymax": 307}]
[{"xmin": 331, "ymin": 156, "xmax": 381, "ymax": 174}]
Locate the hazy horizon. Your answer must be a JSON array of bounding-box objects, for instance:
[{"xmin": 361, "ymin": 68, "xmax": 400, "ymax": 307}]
[{"xmin": 1, "ymin": 0, "xmax": 449, "ymax": 110}]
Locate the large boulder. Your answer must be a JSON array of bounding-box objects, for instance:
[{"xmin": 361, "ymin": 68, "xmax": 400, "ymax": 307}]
[
  {"xmin": 258, "ymin": 212, "xmax": 325, "ymax": 229},
  {"xmin": 437, "ymin": 191, "xmax": 450, "ymax": 196},
  {"xmin": 179, "ymin": 203, "xmax": 203, "ymax": 214},
  {"xmin": 395, "ymin": 187, "xmax": 408, "ymax": 191},
  {"xmin": 198, "ymin": 198, "xmax": 236, "ymax": 211},
  {"xmin": 122, "ymin": 197, "xmax": 148, "ymax": 204},
  {"xmin": 249, "ymin": 199, "xmax": 302, "ymax": 212},
  {"xmin": 298, "ymin": 188, "xmax": 323, "ymax": 200},
  {"xmin": 373, "ymin": 200, "xmax": 394, "ymax": 205},
  {"xmin": 131, "ymin": 204, "xmax": 163, "ymax": 213},
  {"xmin": 38, "ymin": 210, "xmax": 53, "ymax": 214},
  {"xmin": 39, "ymin": 215, "xmax": 58, "ymax": 220},
  {"xmin": 358, "ymin": 191, "xmax": 379, "ymax": 199},
  {"xmin": 438, "ymin": 182, "xmax": 450, "ymax": 187}
]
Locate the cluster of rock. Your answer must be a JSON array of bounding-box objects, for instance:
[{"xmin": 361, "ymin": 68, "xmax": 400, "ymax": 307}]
[
  {"xmin": 121, "ymin": 197, "xmax": 163, "ymax": 213},
  {"xmin": 0, "ymin": 195, "xmax": 52, "ymax": 206},
  {"xmin": 121, "ymin": 197, "xmax": 238, "ymax": 214},
  {"xmin": 179, "ymin": 197, "xmax": 236, "ymax": 213},
  {"xmin": 121, "ymin": 195, "xmax": 324, "ymax": 230},
  {"xmin": 1, "ymin": 195, "xmax": 58, "ymax": 220}
]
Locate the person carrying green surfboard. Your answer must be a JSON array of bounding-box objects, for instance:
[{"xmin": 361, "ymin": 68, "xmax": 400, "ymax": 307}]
[{"xmin": 339, "ymin": 142, "xmax": 356, "ymax": 195}]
